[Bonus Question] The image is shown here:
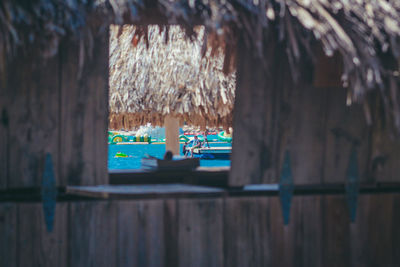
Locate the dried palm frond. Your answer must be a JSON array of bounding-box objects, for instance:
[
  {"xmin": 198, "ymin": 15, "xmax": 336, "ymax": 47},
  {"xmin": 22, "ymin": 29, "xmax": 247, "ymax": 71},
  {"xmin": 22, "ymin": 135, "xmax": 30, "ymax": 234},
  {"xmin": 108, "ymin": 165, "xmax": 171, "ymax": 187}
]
[
  {"xmin": 3, "ymin": 0, "xmax": 400, "ymax": 132},
  {"xmin": 109, "ymin": 25, "xmax": 235, "ymax": 129}
]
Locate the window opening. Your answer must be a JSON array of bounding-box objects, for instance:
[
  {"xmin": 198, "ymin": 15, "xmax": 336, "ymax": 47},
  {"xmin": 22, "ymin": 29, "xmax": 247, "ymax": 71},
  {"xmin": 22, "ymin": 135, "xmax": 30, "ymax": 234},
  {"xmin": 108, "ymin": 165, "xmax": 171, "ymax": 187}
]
[{"xmin": 108, "ymin": 25, "xmax": 236, "ymax": 174}]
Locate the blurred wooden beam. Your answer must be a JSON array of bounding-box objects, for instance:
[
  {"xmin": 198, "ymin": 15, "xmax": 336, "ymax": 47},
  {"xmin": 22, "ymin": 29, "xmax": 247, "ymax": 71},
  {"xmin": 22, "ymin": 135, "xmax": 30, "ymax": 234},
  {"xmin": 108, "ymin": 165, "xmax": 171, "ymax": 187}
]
[{"xmin": 165, "ymin": 115, "xmax": 180, "ymax": 156}]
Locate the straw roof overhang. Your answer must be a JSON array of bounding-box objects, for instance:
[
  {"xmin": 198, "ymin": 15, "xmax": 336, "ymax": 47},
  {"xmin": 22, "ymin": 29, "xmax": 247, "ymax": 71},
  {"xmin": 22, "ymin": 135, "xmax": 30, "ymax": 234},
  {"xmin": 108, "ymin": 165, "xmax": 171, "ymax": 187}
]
[
  {"xmin": 109, "ymin": 25, "xmax": 235, "ymax": 129},
  {"xmin": 3, "ymin": 0, "xmax": 400, "ymax": 131}
]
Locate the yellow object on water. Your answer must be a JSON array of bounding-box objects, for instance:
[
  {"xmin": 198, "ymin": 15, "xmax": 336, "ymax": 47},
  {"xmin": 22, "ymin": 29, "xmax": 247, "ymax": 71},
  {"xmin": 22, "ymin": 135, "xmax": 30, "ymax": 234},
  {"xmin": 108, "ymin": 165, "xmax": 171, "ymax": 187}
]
[{"xmin": 115, "ymin": 152, "xmax": 128, "ymax": 158}]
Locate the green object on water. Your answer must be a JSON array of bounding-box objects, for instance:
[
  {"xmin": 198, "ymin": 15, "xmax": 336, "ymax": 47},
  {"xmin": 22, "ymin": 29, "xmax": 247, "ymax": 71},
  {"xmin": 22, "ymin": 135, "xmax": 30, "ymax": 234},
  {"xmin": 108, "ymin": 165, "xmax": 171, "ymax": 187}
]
[
  {"xmin": 217, "ymin": 131, "xmax": 232, "ymax": 143},
  {"xmin": 115, "ymin": 152, "xmax": 128, "ymax": 158}
]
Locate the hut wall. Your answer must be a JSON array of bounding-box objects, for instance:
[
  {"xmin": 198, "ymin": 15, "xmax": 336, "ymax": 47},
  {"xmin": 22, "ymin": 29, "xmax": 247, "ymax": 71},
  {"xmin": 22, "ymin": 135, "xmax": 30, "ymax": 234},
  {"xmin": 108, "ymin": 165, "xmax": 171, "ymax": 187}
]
[
  {"xmin": 230, "ymin": 42, "xmax": 397, "ymax": 186},
  {"xmin": 0, "ymin": 32, "xmax": 109, "ymax": 188},
  {"xmin": 0, "ymin": 194, "xmax": 399, "ymax": 266}
]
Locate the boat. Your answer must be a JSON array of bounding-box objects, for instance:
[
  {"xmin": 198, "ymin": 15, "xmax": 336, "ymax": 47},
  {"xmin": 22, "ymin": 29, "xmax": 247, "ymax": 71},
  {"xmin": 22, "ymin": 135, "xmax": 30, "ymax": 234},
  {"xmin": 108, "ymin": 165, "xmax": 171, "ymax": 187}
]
[
  {"xmin": 141, "ymin": 157, "xmax": 200, "ymax": 170},
  {"xmin": 191, "ymin": 146, "xmax": 232, "ymax": 159}
]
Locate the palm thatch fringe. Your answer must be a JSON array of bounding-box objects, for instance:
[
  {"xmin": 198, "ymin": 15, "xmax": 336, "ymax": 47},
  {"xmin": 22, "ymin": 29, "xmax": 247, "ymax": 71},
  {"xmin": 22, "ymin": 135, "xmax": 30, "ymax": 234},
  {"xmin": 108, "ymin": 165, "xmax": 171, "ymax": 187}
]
[
  {"xmin": 3, "ymin": 1, "xmax": 400, "ymax": 132},
  {"xmin": 109, "ymin": 112, "xmax": 232, "ymax": 130},
  {"xmin": 109, "ymin": 25, "xmax": 235, "ymax": 129}
]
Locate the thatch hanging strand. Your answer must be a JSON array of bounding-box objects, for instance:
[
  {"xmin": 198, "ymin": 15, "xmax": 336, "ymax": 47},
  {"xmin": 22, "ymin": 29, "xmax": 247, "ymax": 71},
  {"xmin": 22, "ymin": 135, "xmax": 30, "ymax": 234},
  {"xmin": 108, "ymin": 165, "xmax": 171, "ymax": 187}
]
[
  {"xmin": 109, "ymin": 25, "xmax": 235, "ymax": 129},
  {"xmin": 3, "ymin": 0, "xmax": 400, "ymax": 132}
]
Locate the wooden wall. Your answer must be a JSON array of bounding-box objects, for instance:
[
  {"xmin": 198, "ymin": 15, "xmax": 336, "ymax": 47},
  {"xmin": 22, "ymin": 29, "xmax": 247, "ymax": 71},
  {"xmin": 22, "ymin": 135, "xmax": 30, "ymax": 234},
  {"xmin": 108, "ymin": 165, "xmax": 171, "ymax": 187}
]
[
  {"xmin": 231, "ymin": 40, "xmax": 399, "ymax": 186},
  {"xmin": 0, "ymin": 194, "xmax": 399, "ymax": 267},
  {"xmin": 0, "ymin": 29, "xmax": 109, "ymax": 189}
]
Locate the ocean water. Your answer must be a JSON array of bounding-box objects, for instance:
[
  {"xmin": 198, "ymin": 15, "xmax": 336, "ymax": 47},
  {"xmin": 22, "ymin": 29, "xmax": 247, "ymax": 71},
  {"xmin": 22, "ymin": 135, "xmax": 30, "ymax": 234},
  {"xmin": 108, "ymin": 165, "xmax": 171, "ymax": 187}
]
[{"xmin": 108, "ymin": 143, "xmax": 231, "ymax": 170}]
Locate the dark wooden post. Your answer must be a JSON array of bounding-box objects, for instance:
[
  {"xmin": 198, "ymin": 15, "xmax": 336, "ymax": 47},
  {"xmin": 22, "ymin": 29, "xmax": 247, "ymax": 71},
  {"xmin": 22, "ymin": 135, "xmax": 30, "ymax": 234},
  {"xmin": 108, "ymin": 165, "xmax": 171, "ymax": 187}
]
[
  {"xmin": 59, "ymin": 29, "xmax": 109, "ymax": 186},
  {"xmin": 230, "ymin": 34, "xmax": 288, "ymax": 186}
]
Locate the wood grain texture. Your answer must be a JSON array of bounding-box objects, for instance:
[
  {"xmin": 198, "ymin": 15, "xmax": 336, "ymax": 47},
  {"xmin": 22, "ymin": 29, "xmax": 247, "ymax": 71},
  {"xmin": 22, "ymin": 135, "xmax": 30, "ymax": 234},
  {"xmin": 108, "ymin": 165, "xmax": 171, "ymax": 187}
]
[
  {"xmin": 370, "ymin": 125, "xmax": 400, "ymax": 182},
  {"xmin": 90, "ymin": 29, "xmax": 109, "ymax": 185},
  {"xmin": 230, "ymin": 37, "xmax": 285, "ymax": 185},
  {"xmin": 6, "ymin": 56, "xmax": 60, "ymax": 188},
  {"xmin": 392, "ymin": 194, "xmax": 400, "ymax": 267},
  {"xmin": 18, "ymin": 203, "xmax": 67, "ymax": 267},
  {"xmin": 178, "ymin": 198, "xmax": 223, "ymax": 267},
  {"xmin": 292, "ymin": 196, "xmax": 323, "ymax": 267},
  {"xmin": 0, "ymin": 68, "xmax": 8, "ymax": 188},
  {"xmin": 117, "ymin": 200, "xmax": 165, "ymax": 267},
  {"xmin": 164, "ymin": 199, "xmax": 178, "ymax": 267},
  {"xmin": 322, "ymin": 195, "xmax": 351, "ymax": 267},
  {"xmin": 283, "ymin": 85, "xmax": 327, "ymax": 184},
  {"xmin": 224, "ymin": 197, "xmax": 271, "ymax": 267},
  {"xmin": 366, "ymin": 194, "xmax": 394, "ymax": 266},
  {"xmin": 0, "ymin": 203, "xmax": 17, "ymax": 267},
  {"xmin": 67, "ymin": 184, "xmax": 225, "ymax": 199},
  {"xmin": 69, "ymin": 201, "xmax": 117, "ymax": 267},
  {"xmin": 0, "ymin": 194, "xmax": 399, "ymax": 266},
  {"xmin": 6, "ymin": 57, "xmax": 31, "ymax": 187},
  {"xmin": 268, "ymin": 196, "xmax": 324, "ymax": 267},
  {"xmin": 269, "ymin": 196, "xmax": 295, "ymax": 267},
  {"xmin": 348, "ymin": 195, "xmax": 370, "ymax": 267},
  {"xmin": 323, "ymin": 87, "xmax": 370, "ymax": 184},
  {"xmin": 60, "ymin": 30, "xmax": 108, "ymax": 186}
]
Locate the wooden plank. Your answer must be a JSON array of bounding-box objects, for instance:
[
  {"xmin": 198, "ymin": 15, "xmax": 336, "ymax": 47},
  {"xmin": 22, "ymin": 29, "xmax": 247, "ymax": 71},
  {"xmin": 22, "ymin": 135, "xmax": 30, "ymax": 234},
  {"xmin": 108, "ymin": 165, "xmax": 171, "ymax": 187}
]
[
  {"xmin": 66, "ymin": 184, "xmax": 225, "ymax": 199},
  {"xmin": 366, "ymin": 194, "xmax": 394, "ymax": 266},
  {"xmin": 59, "ymin": 41, "xmax": 82, "ymax": 185},
  {"xmin": 92, "ymin": 29, "xmax": 109, "ymax": 185},
  {"xmin": 371, "ymin": 126, "xmax": 400, "ymax": 182},
  {"xmin": 60, "ymin": 30, "xmax": 108, "ymax": 186},
  {"xmin": 224, "ymin": 197, "xmax": 271, "ymax": 267},
  {"xmin": 230, "ymin": 36, "xmax": 287, "ymax": 186},
  {"xmin": 0, "ymin": 203, "xmax": 17, "ymax": 267},
  {"xmin": 18, "ymin": 203, "xmax": 67, "ymax": 267},
  {"xmin": 268, "ymin": 196, "xmax": 296, "ymax": 267},
  {"xmin": 348, "ymin": 194, "xmax": 371, "ymax": 267},
  {"xmin": 284, "ymin": 84, "xmax": 327, "ymax": 184},
  {"xmin": 292, "ymin": 196, "xmax": 322, "ymax": 267},
  {"xmin": 323, "ymin": 86, "xmax": 370, "ymax": 184},
  {"xmin": 69, "ymin": 201, "xmax": 117, "ymax": 267},
  {"xmin": 164, "ymin": 199, "xmax": 178, "ymax": 267},
  {"xmin": 178, "ymin": 198, "xmax": 223, "ymax": 267},
  {"xmin": 231, "ymin": 35, "xmax": 326, "ymax": 185},
  {"xmin": 321, "ymin": 195, "xmax": 351, "ymax": 267},
  {"xmin": 7, "ymin": 56, "xmax": 60, "ymax": 188},
  {"xmin": 5, "ymin": 57, "xmax": 31, "ymax": 187},
  {"xmin": 392, "ymin": 193, "xmax": 400, "ymax": 266},
  {"xmin": 117, "ymin": 200, "xmax": 165, "ymax": 267},
  {"xmin": 0, "ymin": 68, "xmax": 8, "ymax": 188},
  {"xmin": 109, "ymin": 167, "xmax": 229, "ymax": 187}
]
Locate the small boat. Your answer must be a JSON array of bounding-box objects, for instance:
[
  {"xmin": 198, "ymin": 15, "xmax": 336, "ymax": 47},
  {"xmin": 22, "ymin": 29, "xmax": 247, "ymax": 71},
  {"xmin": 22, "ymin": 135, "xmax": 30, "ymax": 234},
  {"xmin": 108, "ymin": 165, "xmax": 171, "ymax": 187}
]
[
  {"xmin": 192, "ymin": 147, "xmax": 232, "ymax": 159},
  {"xmin": 142, "ymin": 157, "xmax": 200, "ymax": 170}
]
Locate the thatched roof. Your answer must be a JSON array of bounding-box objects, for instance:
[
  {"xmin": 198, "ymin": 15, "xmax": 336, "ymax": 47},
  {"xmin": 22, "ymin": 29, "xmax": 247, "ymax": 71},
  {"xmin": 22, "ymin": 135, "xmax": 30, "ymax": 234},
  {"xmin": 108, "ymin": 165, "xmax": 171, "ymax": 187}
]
[
  {"xmin": 109, "ymin": 25, "xmax": 235, "ymax": 129},
  {"xmin": 3, "ymin": 0, "xmax": 400, "ymax": 131}
]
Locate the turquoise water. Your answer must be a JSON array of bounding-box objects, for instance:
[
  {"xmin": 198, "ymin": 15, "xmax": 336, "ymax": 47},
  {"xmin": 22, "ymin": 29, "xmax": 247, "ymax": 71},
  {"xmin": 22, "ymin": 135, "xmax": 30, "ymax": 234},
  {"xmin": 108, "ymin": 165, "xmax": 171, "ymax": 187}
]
[{"xmin": 108, "ymin": 143, "xmax": 231, "ymax": 170}]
